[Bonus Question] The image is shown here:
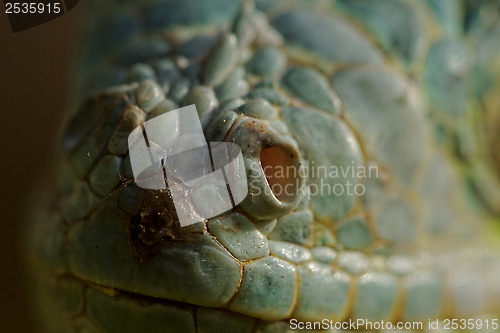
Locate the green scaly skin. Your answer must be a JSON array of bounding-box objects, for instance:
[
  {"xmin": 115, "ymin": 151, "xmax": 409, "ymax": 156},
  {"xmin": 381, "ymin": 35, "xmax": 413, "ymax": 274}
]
[{"xmin": 26, "ymin": 0, "xmax": 500, "ymax": 332}]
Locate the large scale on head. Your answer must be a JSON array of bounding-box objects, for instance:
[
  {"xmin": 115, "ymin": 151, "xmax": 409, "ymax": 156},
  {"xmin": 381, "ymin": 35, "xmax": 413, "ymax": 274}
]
[{"xmin": 26, "ymin": 0, "xmax": 500, "ymax": 332}]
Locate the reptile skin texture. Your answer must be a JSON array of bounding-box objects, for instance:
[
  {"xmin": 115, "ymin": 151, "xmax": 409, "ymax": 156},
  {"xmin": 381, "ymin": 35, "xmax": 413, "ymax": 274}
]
[{"xmin": 26, "ymin": 0, "xmax": 500, "ymax": 332}]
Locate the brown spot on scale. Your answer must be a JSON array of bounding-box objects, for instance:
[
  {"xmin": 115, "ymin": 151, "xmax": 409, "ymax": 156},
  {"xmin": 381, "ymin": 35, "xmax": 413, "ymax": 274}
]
[{"xmin": 127, "ymin": 189, "xmax": 181, "ymax": 262}]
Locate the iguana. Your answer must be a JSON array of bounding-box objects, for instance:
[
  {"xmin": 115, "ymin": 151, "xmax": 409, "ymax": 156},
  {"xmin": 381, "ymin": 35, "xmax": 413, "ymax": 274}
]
[{"xmin": 26, "ymin": 0, "xmax": 500, "ymax": 332}]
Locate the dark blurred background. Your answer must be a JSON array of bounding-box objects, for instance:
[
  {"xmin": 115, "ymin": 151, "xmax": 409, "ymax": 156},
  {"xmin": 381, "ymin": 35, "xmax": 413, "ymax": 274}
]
[{"xmin": 0, "ymin": 6, "xmax": 81, "ymax": 332}]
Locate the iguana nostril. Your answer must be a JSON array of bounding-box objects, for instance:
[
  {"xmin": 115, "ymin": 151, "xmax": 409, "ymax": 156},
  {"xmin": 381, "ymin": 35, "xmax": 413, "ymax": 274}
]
[
  {"xmin": 260, "ymin": 146, "xmax": 300, "ymax": 203},
  {"xmin": 225, "ymin": 115, "xmax": 305, "ymax": 220}
]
